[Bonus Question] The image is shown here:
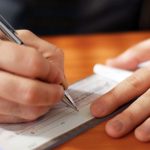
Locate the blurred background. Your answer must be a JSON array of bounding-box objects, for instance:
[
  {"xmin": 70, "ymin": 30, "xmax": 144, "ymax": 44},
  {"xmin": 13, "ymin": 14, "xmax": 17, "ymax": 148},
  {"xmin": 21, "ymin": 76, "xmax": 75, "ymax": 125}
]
[{"xmin": 0, "ymin": 0, "xmax": 149, "ymax": 35}]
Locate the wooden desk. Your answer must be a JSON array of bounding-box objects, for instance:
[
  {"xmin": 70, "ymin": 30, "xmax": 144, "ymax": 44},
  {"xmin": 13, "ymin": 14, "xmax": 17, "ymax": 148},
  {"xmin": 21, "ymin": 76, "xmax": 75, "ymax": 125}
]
[{"xmin": 43, "ymin": 32, "xmax": 150, "ymax": 150}]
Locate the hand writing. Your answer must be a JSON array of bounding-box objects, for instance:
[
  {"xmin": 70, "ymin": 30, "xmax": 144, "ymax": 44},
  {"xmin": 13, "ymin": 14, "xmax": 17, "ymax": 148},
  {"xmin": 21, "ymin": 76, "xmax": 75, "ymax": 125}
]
[{"xmin": 0, "ymin": 30, "xmax": 65, "ymax": 123}]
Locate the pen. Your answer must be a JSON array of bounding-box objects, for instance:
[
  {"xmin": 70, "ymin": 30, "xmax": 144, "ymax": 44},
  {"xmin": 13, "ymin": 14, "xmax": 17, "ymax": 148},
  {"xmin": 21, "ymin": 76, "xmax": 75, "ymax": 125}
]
[{"xmin": 0, "ymin": 15, "xmax": 78, "ymax": 111}]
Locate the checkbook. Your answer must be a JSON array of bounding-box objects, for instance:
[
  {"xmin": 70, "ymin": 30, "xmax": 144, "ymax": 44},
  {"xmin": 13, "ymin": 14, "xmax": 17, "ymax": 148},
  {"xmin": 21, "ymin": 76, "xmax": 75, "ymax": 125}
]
[{"xmin": 0, "ymin": 64, "xmax": 132, "ymax": 150}]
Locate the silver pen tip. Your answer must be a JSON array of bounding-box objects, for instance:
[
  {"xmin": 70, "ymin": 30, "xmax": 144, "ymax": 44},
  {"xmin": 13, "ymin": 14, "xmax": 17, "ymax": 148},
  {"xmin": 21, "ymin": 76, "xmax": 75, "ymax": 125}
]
[
  {"xmin": 70, "ymin": 103, "xmax": 79, "ymax": 112},
  {"xmin": 64, "ymin": 91, "xmax": 79, "ymax": 112},
  {"xmin": 74, "ymin": 106, "xmax": 79, "ymax": 112},
  {"xmin": 71, "ymin": 104, "xmax": 79, "ymax": 112}
]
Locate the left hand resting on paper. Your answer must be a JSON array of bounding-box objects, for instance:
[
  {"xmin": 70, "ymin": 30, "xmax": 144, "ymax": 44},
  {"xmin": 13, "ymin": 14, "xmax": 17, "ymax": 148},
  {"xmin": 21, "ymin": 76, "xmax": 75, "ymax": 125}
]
[{"xmin": 91, "ymin": 39, "xmax": 150, "ymax": 142}]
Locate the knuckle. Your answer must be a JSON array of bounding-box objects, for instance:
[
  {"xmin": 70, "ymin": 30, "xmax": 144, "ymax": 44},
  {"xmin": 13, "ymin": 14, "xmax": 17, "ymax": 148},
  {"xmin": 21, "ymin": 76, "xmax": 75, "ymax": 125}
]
[
  {"xmin": 23, "ymin": 83, "xmax": 38, "ymax": 105},
  {"xmin": 47, "ymin": 43, "xmax": 64, "ymax": 57},
  {"xmin": 27, "ymin": 53, "xmax": 42, "ymax": 77},
  {"xmin": 121, "ymin": 109, "xmax": 136, "ymax": 123},
  {"xmin": 108, "ymin": 88, "xmax": 119, "ymax": 102},
  {"xmin": 103, "ymin": 87, "xmax": 123, "ymax": 109},
  {"xmin": 127, "ymin": 74, "xmax": 142, "ymax": 90}
]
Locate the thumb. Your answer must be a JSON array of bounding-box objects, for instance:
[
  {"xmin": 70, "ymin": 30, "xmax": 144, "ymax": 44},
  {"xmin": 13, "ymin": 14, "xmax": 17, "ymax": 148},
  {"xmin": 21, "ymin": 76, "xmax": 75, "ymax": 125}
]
[{"xmin": 106, "ymin": 39, "xmax": 150, "ymax": 70}]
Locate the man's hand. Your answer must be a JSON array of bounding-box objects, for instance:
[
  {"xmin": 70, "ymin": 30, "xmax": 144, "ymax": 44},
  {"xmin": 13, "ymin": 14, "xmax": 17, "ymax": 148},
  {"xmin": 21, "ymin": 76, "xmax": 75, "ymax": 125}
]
[
  {"xmin": 0, "ymin": 30, "xmax": 65, "ymax": 123},
  {"xmin": 91, "ymin": 39, "xmax": 150, "ymax": 142},
  {"xmin": 106, "ymin": 39, "xmax": 150, "ymax": 70}
]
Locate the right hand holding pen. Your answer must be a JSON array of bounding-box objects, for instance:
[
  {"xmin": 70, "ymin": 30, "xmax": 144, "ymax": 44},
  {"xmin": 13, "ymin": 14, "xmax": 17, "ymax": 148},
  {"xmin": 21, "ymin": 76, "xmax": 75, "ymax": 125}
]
[{"xmin": 0, "ymin": 30, "xmax": 66, "ymax": 123}]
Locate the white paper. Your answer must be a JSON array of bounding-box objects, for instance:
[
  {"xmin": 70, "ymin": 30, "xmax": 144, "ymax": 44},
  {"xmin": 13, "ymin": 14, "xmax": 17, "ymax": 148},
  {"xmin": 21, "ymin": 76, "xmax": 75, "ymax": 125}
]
[
  {"xmin": 138, "ymin": 60, "xmax": 150, "ymax": 68},
  {"xmin": 0, "ymin": 65, "xmax": 132, "ymax": 150},
  {"xmin": 93, "ymin": 64, "xmax": 132, "ymax": 82}
]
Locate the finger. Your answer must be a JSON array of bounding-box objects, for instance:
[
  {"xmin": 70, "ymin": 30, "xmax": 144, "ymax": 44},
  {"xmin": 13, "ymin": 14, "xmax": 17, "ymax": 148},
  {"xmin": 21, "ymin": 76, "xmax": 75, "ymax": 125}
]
[
  {"xmin": 105, "ymin": 88, "xmax": 150, "ymax": 138},
  {"xmin": 17, "ymin": 30, "xmax": 64, "ymax": 68},
  {"xmin": 0, "ymin": 40, "xmax": 63, "ymax": 83},
  {"xmin": 17, "ymin": 30, "xmax": 55, "ymax": 52},
  {"xmin": 17, "ymin": 30, "xmax": 65, "ymax": 83},
  {"xmin": 17, "ymin": 30, "xmax": 67, "ymax": 86},
  {"xmin": 106, "ymin": 39, "xmax": 150, "ymax": 70},
  {"xmin": 0, "ymin": 98, "xmax": 50, "ymax": 121},
  {"xmin": 17, "ymin": 30, "xmax": 64, "ymax": 66},
  {"xmin": 91, "ymin": 68, "xmax": 150, "ymax": 117},
  {"xmin": 135, "ymin": 118, "xmax": 150, "ymax": 142},
  {"xmin": 0, "ymin": 114, "xmax": 26, "ymax": 123},
  {"xmin": 0, "ymin": 71, "xmax": 64, "ymax": 106}
]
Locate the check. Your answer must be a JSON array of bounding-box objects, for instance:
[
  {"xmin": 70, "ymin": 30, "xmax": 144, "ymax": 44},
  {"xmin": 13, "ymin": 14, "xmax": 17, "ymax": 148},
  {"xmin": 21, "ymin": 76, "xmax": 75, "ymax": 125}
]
[{"xmin": 0, "ymin": 65, "xmax": 132, "ymax": 150}]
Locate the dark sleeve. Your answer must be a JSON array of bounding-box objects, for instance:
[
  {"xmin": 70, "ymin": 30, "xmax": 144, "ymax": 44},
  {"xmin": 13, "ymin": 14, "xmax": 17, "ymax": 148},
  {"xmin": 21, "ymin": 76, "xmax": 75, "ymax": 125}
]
[
  {"xmin": 139, "ymin": 0, "xmax": 150, "ymax": 29},
  {"xmin": 0, "ymin": 0, "xmax": 28, "ymax": 28}
]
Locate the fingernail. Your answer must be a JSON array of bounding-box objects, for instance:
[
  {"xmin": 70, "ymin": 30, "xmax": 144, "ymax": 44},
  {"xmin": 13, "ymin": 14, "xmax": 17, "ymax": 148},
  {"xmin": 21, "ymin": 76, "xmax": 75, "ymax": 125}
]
[
  {"xmin": 135, "ymin": 125, "xmax": 150, "ymax": 142},
  {"xmin": 139, "ymin": 125, "xmax": 150, "ymax": 134},
  {"xmin": 108, "ymin": 120, "xmax": 123, "ymax": 132}
]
